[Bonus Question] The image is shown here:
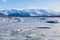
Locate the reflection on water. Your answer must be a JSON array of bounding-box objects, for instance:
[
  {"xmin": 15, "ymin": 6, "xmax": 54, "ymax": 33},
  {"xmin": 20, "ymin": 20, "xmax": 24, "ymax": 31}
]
[{"xmin": 0, "ymin": 17, "xmax": 60, "ymax": 40}]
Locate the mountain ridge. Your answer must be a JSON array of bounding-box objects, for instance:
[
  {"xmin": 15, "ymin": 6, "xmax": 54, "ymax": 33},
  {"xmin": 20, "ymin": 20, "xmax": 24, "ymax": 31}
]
[{"xmin": 0, "ymin": 9, "xmax": 60, "ymax": 17}]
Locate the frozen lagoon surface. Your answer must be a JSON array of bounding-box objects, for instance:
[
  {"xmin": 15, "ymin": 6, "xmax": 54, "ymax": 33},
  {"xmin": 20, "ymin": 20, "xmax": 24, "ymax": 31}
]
[{"xmin": 0, "ymin": 17, "xmax": 60, "ymax": 40}]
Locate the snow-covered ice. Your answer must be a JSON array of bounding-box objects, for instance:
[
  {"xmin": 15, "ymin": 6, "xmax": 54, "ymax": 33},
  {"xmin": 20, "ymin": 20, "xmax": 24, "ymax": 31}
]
[{"xmin": 0, "ymin": 17, "xmax": 60, "ymax": 40}]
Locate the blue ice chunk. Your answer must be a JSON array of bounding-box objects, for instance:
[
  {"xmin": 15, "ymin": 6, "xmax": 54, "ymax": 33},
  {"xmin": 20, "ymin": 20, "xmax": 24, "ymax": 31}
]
[
  {"xmin": 46, "ymin": 20, "xmax": 58, "ymax": 23},
  {"xmin": 10, "ymin": 30, "xmax": 20, "ymax": 36},
  {"xmin": 37, "ymin": 26, "xmax": 51, "ymax": 29}
]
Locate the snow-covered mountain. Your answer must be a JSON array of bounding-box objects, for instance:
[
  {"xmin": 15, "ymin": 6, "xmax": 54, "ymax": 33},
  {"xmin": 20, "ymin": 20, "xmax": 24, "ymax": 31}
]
[{"xmin": 0, "ymin": 9, "xmax": 60, "ymax": 17}]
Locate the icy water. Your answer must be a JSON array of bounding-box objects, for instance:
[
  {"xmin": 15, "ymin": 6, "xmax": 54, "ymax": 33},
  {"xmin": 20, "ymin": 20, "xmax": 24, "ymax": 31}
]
[{"xmin": 0, "ymin": 17, "xmax": 60, "ymax": 40}]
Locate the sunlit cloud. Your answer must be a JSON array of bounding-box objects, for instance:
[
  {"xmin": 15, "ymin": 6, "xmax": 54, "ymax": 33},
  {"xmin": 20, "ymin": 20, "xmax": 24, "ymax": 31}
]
[{"xmin": 2, "ymin": 0, "xmax": 8, "ymax": 2}]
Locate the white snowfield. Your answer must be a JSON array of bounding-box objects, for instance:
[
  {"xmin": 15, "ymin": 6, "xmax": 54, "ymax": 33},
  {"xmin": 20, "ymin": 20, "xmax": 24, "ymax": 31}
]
[{"xmin": 0, "ymin": 17, "xmax": 60, "ymax": 40}]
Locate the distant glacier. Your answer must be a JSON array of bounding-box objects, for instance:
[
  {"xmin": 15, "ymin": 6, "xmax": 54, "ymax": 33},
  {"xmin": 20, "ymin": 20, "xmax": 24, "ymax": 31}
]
[{"xmin": 0, "ymin": 9, "xmax": 60, "ymax": 17}]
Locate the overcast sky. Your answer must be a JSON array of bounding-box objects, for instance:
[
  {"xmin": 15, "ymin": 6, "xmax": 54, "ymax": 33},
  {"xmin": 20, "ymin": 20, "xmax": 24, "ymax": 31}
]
[{"xmin": 0, "ymin": 0, "xmax": 60, "ymax": 11}]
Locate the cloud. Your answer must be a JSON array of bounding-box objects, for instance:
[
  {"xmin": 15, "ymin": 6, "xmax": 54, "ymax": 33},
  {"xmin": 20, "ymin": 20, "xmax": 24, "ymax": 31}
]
[{"xmin": 2, "ymin": 0, "xmax": 8, "ymax": 2}]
